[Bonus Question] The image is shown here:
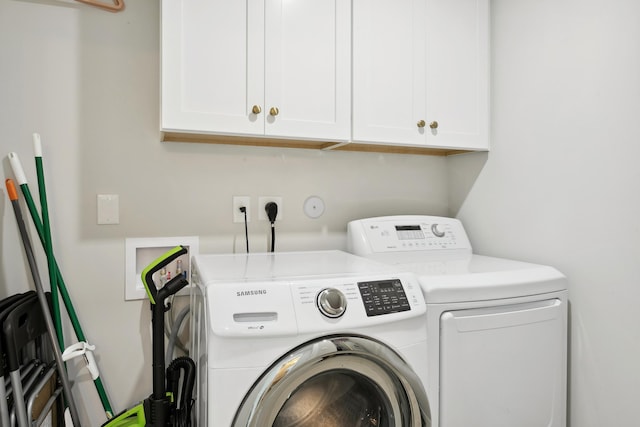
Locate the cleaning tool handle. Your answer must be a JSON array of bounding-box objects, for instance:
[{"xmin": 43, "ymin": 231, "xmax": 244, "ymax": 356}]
[
  {"xmin": 33, "ymin": 133, "xmax": 42, "ymax": 157},
  {"xmin": 5, "ymin": 179, "xmax": 18, "ymax": 201},
  {"xmin": 33, "ymin": 134, "xmax": 65, "ymax": 352},
  {"xmin": 142, "ymin": 245, "xmax": 188, "ymax": 305},
  {"xmin": 7, "ymin": 153, "xmax": 28, "ymax": 185},
  {"xmin": 158, "ymin": 275, "xmax": 189, "ymax": 302}
]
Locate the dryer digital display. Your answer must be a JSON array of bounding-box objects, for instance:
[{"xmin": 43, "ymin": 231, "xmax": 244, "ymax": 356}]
[
  {"xmin": 395, "ymin": 225, "xmax": 425, "ymax": 240},
  {"xmin": 358, "ymin": 279, "xmax": 411, "ymax": 316}
]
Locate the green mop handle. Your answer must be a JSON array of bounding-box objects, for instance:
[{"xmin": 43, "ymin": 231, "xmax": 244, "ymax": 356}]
[{"xmin": 33, "ymin": 134, "xmax": 64, "ymax": 351}]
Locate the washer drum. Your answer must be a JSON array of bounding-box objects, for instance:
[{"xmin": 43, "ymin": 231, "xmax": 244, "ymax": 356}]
[{"xmin": 232, "ymin": 334, "xmax": 431, "ymax": 427}]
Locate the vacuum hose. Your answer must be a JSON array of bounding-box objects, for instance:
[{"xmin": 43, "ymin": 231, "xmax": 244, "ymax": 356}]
[{"xmin": 167, "ymin": 356, "xmax": 196, "ymax": 427}]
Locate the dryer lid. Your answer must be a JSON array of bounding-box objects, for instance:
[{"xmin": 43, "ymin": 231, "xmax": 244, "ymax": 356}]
[
  {"xmin": 413, "ymin": 254, "xmax": 567, "ymax": 303},
  {"xmin": 346, "ymin": 251, "xmax": 567, "ymax": 303}
]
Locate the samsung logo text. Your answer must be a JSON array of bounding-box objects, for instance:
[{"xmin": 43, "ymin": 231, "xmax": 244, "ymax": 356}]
[{"xmin": 237, "ymin": 290, "xmax": 267, "ymax": 297}]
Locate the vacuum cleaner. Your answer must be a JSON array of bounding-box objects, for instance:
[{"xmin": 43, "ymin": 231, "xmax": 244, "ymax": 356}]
[{"xmin": 104, "ymin": 246, "xmax": 195, "ymax": 427}]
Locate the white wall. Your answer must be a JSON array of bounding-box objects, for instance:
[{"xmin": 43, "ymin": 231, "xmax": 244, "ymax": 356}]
[
  {"xmin": 450, "ymin": 0, "xmax": 640, "ymax": 425},
  {"xmin": 0, "ymin": 0, "xmax": 449, "ymax": 424}
]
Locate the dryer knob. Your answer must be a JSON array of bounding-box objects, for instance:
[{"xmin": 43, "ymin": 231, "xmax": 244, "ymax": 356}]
[
  {"xmin": 431, "ymin": 223, "xmax": 446, "ymax": 238},
  {"xmin": 317, "ymin": 288, "xmax": 347, "ymax": 318}
]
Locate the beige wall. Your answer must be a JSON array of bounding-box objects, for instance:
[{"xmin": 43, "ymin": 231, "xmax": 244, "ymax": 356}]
[{"xmin": 0, "ymin": 1, "xmax": 448, "ymax": 424}]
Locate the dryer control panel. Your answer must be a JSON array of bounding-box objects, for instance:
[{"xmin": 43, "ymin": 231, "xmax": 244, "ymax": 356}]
[{"xmin": 348, "ymin": 215, "xmax": 473, "ymax": 255}]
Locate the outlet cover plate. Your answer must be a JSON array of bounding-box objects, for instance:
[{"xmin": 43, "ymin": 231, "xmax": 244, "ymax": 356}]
[{"xmin": 233, "ymin": 196, "xmax": 251, "ymax": 223}]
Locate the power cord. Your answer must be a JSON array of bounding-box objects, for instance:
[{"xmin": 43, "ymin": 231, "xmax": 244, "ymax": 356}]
[
  {"xmin": 265, "ymin": 202, "xmax": 278, "ymax": 252},
  {"xmin": 239, "ymin": 206, "xmax": 249, "ymax": 253}
]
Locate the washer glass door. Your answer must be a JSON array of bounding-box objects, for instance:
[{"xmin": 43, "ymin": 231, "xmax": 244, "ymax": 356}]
[
  {"xmin": 233, "ymin": 335, "xmax": 431, "ymax": 427},
  {"xmin": 275, "ymin": 369, "xmax": 389, "ymax": 426}
]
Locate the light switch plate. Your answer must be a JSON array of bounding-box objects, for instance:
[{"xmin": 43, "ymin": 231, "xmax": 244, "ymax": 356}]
[{"xmin": 97, "ymin": 194, "xmax": 119, "ymax": 224}]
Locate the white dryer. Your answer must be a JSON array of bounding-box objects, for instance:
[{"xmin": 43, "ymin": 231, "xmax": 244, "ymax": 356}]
[
  {"xmin": 190, "ymin": 250, "xmax": 432, "ymax": 426},
  {"xmin": 347, "ymin": 216, "xmax": 568, "ymax": 427}
]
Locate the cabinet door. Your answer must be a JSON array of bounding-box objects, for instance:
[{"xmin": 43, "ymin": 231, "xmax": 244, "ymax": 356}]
[
  {"xmin": 425, "ymin": 0, "xmax": 489, "ymax": 150},
  {"xmin": 161, "ymin": 0, "xmax": 265, "ymax": 135},
  {"xmin": 264, "ymin": 0, "xmax": 351, "ymax": 141},
  {"xmin": 352, "ymin": 0, "xmax": 427, "ymax": 146}
]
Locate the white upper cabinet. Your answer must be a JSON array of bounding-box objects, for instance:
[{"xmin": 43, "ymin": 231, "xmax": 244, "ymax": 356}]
[
  {"xmin": 352, "ymin": 0, "xmax": 489, "ymax": 151},
  {"xmin": 162, "ymin": 0, "xmax": 351, "ymax": 141}
]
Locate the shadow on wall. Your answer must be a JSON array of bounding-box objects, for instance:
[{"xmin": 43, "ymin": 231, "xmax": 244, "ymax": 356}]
[{"xmin": 447, "ymin": 151, "xmax": 489, "ymax": 217}]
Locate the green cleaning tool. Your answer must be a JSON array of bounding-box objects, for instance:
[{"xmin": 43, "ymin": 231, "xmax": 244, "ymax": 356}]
[
  {"xmin": 32, "ymin": 133, "xmax": 64, "ymax": 350},
  {"xmin": 103, "ymin": 246, "xmax": 195, "ymax": 427},
  {"xmin": 5, "ymin": 179, "xmax": 82, "ymax": 426},
  {"xmin": 8, "ymin": 146, "xmax": 114, "ymax": 419}
]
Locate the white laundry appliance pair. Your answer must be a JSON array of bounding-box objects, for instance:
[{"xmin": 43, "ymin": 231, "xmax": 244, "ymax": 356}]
[
  {"xmin": 347, "ymin": 215, "xmax": 568, "ymax": 427},
  {"xmin": 190, "ymin": 250, "xmax": 432, "ymax": 426}
]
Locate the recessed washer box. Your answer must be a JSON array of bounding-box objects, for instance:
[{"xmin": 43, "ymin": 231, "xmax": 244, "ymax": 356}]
[{"xmin": 125, "ymin": 236, "xmax": 199, "ymax": 301}]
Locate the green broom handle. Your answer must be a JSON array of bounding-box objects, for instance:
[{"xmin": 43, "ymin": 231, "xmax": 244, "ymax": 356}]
[
  {"xmin": 8, "ymin": 150, "xmax": 114, "ymax": 418},
  {"xmin": 33, "ymin": 134, "xmax": 64, "ymax": 351}
]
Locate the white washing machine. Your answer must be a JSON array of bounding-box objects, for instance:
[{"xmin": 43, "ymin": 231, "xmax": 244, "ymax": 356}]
[
  {"xmin": 347, "ymin": 216, "xmax": 568, "ymax": 427},
  {"xmin": 190, "ymin": 250, "xmax": 432, "ymax": 426}
]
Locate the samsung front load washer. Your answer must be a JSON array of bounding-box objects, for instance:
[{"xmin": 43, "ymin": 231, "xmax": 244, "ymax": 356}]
[
  {"xmin": 347, "ymin": 216, "xmax": 568, "ymax": 427},
  {"xmin": 190, "ymin": 250, "xmax": 432, "ymax": 426}
]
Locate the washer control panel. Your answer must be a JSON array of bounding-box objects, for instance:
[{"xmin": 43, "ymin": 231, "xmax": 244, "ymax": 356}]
[
  {"xmin": 348, "ymin": 215, "xmax": 472, "ymax": 254},
  {"xmin": 293, "ymin": 272, "xmax": 424, "ymax": 334},
  {"xmin": 358, "ymin": 279, "xmax": 410, "ymax": 317},
  {"xmin": 205, "ymin": 271, "xmax": 425, "ymax": 337}
]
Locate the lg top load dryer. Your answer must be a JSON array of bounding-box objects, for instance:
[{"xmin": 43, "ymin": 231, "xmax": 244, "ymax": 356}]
[
  {"xmin": 347, "ymin": 216, "xmax": 568, "ymax": 427},
  {"xmin": 190, "ymin": 250, "xmax": 432, "ymax": 426}
]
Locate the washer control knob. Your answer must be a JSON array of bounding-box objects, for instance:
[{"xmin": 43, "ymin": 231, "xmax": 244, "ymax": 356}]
[
  {"xmin": 317, "ymin": 288, "xmax": 347, "ymax": 318},
  {"xmin": 431, "ymin": 223, "xmax": 446, "ymax": 238}
]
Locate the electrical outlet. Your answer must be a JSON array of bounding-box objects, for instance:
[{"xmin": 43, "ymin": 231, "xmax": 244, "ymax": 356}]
[
  {"xmin": 258, "ymin": 196, "xmax": 283, "ymax": 221},
  {"xmin": 233, "ymin": 196, "xmax": 251, "ymax": 223}
]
